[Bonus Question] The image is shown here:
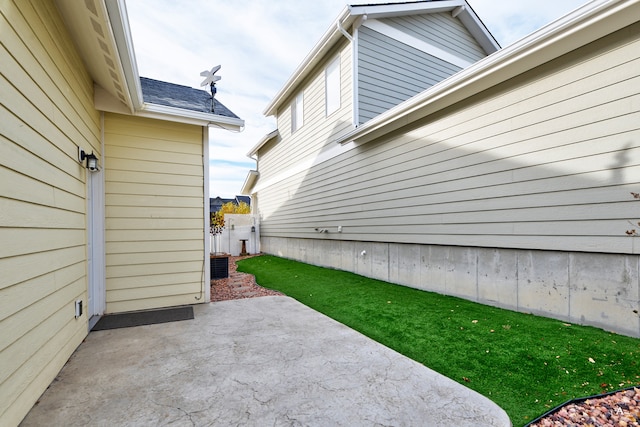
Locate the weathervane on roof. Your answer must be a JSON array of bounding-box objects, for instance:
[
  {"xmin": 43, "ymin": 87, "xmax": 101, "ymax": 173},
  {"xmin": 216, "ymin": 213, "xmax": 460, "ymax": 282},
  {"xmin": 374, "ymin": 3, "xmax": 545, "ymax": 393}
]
[{"xmin": 200, "ymin": 65, "xmax": 221, "ymax": 113}]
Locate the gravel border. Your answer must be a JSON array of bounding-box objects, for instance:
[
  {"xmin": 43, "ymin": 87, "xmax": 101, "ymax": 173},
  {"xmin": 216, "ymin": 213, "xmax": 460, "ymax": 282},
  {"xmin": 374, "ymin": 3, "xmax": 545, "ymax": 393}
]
[
  {"xmin": 526, "ymin": 386, "xmax": 640, "ymax": 426},
  {"xmin": 210, "ymin": 255, "xmax": 283, "ymax": 302}
]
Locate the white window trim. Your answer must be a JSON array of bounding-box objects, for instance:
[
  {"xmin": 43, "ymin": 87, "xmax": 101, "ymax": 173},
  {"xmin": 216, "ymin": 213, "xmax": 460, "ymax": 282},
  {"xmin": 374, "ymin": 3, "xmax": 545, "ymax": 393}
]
[
  {"xmin": 291, "ymin": 92, "xmax": 304, "ymax": 133},
  {"xmin": 325, "ymin": 56, "xmax": 341, "ymax": 116}
]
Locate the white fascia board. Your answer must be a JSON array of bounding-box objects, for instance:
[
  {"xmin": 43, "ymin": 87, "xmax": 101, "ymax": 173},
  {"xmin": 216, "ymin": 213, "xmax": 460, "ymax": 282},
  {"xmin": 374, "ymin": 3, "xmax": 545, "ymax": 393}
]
[
  {"xmin": 104, "ymin": 0, "xmax": 143, "ymax": 110},
  {"xmin": 138, "ymin": 103, "xmax": 245, "ymax": 130},
  {"xmin": 456, "ymin": 5, "xmax": 500, "ymax": 53},
  {"xmin": 263, "ymin": 7, "xmax": 352, "ymax": 117},
  {"xmin": 352, "ymin": 0, "xmax": 499, "ymax": 56},
  {"xmin": 362, "ymin": 19, "xmax": 472, "ymax": 68},
  {"xmin": 348, "ymin": 0, "xmax": 465, "ymax": 18},
  {"xmin": 337, "ymin": 0, "xmax": 636, "ymax": 146},
  {"xmin": 247, "ymin": 129, "xmax": 279, "ymax": 158},
  {"xmin": 100, "ymin": 0, "xmax": 244, "ymax": 134},
  {"xmin": 263, "ymin": 0, "xmax": 495, "ymax": 117},
  {"xmin": 240, "ymin": 170, "xmax": 259, "ymax": 195}
]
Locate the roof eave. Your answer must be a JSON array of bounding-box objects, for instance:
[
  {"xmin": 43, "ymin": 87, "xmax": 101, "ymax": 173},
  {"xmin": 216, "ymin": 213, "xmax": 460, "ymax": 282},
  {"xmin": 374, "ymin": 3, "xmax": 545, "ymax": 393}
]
[
  {"xmin": 138, "ymin": 103, "xmax": 245, "ymax": 130},
  {"xmin": 350, "ymin": 1, "xmax": 499, "ymax": 53},
  {"xmin": 247, "ymin": 129, "xmax": 279, "ymax": 158},
  {"xmin": 456, "ymin": 3, "xmax": 500, "ymax": 53},
  {"xmin": 55, "ymin": 0, "xmax": 136, "ymax": 112},
  {"xmin": 348, "ymin": 0, "xmax": 465, "ymax": 18},
  {"xmin": 105, "ymin": 0, "xmax": 144, "ymax": 111},
  {"xmin": 263, "ymin": 1, "xmax": 499, "ymax": 117},
  {"xmin": 337, "ymin": 0, "xmax": 636, "ymax": 146},
  {"xmin": 240, "ymin": 170, "xmax": 260, "ymax": 195},
  {"xmin": 263, "ymin": 6, "xmax": 352, "ymax": 117}
]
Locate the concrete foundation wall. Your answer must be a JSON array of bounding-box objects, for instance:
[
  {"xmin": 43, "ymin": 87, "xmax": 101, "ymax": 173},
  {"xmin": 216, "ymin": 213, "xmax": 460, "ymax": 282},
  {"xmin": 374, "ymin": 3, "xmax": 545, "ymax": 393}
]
[{"xmin": 261, "ymin": 237, "xmax": 640, "ymax": 338}]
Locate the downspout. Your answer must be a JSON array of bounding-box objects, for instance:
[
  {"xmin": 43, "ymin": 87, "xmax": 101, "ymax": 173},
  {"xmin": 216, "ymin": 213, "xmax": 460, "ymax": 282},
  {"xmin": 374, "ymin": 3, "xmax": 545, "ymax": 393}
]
[
  {"xmin": 201, "ymin": 125, "xmax": 211, "ymax": 302},
  {"xmin": 247, "ymin": 152, "xmax": 259, "ymax": 253},
  {"xmin": 249, "ymin": 152, "xmax": 258, "ymax": 199}
]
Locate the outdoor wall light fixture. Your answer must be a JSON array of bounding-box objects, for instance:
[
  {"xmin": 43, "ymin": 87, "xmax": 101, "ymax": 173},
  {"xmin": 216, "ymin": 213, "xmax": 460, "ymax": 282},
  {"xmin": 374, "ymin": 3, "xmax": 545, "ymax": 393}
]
[{"xmin": 78, "ymin": 147, "xmax": 99, "ymax": 172}]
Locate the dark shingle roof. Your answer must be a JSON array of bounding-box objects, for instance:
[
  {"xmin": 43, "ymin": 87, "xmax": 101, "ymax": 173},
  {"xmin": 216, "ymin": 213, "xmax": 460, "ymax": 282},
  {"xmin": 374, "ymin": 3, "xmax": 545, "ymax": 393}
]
[
  {"xmin": 140, "ymin": 77, "xmax": 239, "ymax": 119},
  {"xmin": 209, "ymin": 196, "xmax": 251, "ymax": 212}
]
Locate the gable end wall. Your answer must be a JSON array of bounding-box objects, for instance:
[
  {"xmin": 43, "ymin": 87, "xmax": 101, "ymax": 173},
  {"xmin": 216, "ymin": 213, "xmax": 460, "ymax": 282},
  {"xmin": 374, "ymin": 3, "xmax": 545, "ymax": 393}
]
[
  {"xmin": 357, "ymin": 12, "xmax": 487, "ymax": 124},
  {"xmin": 358, "ymin": 25, "xmax": 462, "ymax": 123},
  {"xmin": 104, "ymin": 113, "xmax": 206, "ymax": 313}
]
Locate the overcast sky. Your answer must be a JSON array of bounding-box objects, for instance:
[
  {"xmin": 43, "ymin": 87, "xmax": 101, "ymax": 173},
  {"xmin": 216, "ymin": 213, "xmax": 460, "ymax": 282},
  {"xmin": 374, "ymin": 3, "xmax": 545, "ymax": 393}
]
[{"xmin": 126, "ymin": 0, "xmax": 588, "ymax": 199}]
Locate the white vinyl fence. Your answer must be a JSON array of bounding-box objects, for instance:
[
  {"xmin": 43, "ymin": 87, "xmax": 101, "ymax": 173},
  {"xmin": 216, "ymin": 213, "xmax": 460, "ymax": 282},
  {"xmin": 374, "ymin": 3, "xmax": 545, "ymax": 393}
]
[{"xmin": 211, "ymin": 214, "xmax": 260, "ymax": 256}]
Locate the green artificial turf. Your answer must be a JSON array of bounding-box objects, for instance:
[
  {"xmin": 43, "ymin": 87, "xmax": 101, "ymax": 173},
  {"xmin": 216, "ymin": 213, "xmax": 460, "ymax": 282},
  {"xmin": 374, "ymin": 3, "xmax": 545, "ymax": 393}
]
[{"xmin": 237, "ymin": 254, "xmax": 640, "ymax": 426}]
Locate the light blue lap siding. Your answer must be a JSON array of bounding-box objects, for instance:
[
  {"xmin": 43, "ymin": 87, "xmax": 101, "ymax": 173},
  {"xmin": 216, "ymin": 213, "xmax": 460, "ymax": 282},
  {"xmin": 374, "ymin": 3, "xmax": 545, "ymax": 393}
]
[
  {"xmin": 357, "ymin": 25, "xmax": 462, "ymax": 124},
  {"xmin": 385, "ymin": 13, "xmax": 488, "ymax": 63}
]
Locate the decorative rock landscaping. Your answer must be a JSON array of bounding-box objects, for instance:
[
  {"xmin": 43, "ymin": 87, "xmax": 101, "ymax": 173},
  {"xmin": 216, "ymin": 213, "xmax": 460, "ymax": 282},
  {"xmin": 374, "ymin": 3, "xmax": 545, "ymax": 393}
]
[
  {"xmin": 210, "ymin": 255, "xmax": 283, "ymax": 302},
  {"xmin": 529, "ymin": 387, "xmax": 640, "ymax": 426}
]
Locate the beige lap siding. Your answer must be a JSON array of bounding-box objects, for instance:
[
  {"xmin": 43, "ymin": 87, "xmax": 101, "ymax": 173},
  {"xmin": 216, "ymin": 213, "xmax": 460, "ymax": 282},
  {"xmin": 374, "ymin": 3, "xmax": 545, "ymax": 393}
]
[
  {"xmin": 0, "ymin": 0, "xmax": 100, "ymax": 424},
  {"xmin": 104, "ymin": 113, "xmax": 206, "ymax": 313}
]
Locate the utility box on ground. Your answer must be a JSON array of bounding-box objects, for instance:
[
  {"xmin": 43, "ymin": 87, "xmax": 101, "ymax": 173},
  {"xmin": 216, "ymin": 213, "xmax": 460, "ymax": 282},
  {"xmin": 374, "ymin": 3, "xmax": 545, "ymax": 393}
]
[{"xmin": 210, "ymin": 253, "xmax": 229, "ymax": 279}]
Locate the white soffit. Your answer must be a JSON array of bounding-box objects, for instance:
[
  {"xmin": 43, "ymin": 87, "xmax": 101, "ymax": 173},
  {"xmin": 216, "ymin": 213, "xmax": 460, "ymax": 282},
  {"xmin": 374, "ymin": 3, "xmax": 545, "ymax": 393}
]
[
  {"xmin": 56, "ymin": 0, "xmax": 134, "ymax": 111},
  {"xmin": 104, "ymin": 0, "xmax": 143, "ymax": 110}
]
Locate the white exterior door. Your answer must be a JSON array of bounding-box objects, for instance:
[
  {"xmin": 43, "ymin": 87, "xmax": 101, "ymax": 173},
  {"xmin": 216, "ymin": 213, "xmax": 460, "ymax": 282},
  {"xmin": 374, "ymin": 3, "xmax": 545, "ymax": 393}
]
[{"xmin": 87, "ymin": 168, "xmax": 105, "ymax": 329}]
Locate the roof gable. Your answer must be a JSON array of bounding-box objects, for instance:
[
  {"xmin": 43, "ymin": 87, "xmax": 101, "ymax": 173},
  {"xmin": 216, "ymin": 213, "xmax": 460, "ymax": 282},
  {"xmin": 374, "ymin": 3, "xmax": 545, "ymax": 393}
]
[
  {"xmin": 263, "ymin": 0, "xmax": 497, "ymax": 117},
  {"xmin": 348, "ymin": 1, "xmax": 498, "ymax": 53},
  {"xmin": 56, "ymin": 0, "xmax": 243, "ymax": 129},
  {"xmin": 140, "ymin": 77, "xmax": 240, "ymax": 119},
  {"xmin": 336, "ymin": 0, "xmax": 639, "ymax": 146}
]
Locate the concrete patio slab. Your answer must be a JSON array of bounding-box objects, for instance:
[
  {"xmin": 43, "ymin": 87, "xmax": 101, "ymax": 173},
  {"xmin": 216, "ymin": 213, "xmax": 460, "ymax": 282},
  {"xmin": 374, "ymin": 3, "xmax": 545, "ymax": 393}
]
[{"xmin": 21, "ymin": 296, "xmax": 510, "ymax": 426}]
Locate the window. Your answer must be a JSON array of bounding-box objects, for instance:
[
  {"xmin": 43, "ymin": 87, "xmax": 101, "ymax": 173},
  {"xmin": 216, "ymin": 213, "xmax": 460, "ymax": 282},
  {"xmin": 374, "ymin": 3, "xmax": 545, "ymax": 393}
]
[
  {"xmin": 291, "ymin": 92, "xmax": 304, "ymax": 133},
  {"xmin": 325, "ymin": 57, "xmax": 340, "ymax": 116}
]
